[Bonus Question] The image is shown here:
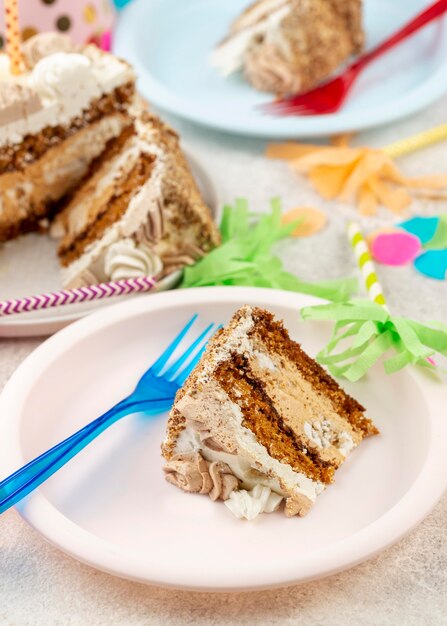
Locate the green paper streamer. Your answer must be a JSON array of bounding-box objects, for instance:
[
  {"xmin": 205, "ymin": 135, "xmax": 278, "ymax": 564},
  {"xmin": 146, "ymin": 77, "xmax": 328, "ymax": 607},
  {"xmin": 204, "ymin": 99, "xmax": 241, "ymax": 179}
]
[
  {"xmin": 301, "ymin": 299, "xmax": 447, "ymax": 381},
  {"xmin": 181, "ymin": 198, "xmax": 357, "ymax": 302}
]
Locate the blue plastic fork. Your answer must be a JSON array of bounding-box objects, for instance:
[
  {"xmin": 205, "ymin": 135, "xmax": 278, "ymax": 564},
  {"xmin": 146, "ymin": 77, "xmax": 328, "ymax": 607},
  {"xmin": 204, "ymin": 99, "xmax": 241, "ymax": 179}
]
[{"xmin": 0, "ymin": 315, "xmax": 216, "ymax": 515}]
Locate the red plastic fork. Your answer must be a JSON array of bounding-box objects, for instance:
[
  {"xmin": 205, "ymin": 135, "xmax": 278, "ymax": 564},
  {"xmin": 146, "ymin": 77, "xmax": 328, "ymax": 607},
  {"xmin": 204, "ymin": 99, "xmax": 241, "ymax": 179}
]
[{"xmin": 262, "ymin": 0, "xmax": 447, "ymax": 116}]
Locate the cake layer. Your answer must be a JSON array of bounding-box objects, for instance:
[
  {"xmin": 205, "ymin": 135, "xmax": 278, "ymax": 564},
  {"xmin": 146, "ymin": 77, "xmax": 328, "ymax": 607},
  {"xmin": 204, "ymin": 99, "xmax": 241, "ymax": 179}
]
[
  {"xmin": 57, "ymin": 126, "xmax": 156, "ymax": 265},
  {"xmin": 52, "ymin": 111, "xmax": 220, "ymax": 287},
  {"xmin": 214, "ymin": 354, "xmax": 335, "ymax": 484},
  {"xmin": 0, "ymin": 113, "xmax": 131, "ymax": 242}
]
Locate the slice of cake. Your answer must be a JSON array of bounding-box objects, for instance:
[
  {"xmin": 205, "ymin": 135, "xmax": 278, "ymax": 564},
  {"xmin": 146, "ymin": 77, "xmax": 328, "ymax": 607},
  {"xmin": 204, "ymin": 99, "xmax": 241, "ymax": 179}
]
[
  {"xmin": 51, "ymin": 111, "xmax": 220, "ymax": 287},
  {"xmin": 0, "ymin": 33, "xmax": 136, "ymax": 241},
  {"xmin": 162, "ymin": 305, "xmax": 377, "ymax": 520},
  {"xmin": 0, "ymin": 32, "xmax": 220, "ymax": 287},
  {"xmin": 211, "ymin": 0, "xmax": 364, "ymax": 95}
]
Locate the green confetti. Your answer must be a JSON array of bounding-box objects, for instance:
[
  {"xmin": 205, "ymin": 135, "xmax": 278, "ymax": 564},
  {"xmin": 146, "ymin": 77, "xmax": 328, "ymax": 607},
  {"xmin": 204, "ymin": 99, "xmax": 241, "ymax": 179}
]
[
  {"xmin": 181, "ymin": 198, "xmax": 357, "ymax": 302},
  {"xmin": 301, "ymin": 299, "xmax": 447, "ymax": 381},
  {"xmin": 424, "ymin": 214, "xmax": 447, "ymax": 250}
]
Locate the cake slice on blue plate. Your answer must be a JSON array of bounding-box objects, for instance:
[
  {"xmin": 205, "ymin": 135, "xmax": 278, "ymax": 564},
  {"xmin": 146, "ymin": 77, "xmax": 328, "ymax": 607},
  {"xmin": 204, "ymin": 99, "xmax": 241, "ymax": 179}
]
[{"xmin": 211, "ymin": 0, "xmax": 364, "ymax": 96}]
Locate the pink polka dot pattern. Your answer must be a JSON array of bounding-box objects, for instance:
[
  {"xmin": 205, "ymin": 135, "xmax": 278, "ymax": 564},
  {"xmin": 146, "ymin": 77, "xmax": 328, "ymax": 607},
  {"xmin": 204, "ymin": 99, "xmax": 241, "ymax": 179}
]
[
  {"xmin": 0, "ymin": 0, "xmax": 115, "ymax": 47},
  {"xmin": 5, "ymin": 0, "xmax": 23, "ymax": 74}
]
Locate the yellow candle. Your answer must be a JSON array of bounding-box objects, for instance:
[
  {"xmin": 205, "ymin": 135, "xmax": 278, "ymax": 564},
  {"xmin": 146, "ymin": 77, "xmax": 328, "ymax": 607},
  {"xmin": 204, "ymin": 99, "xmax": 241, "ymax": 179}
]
[{"xmin": 5, "ymin": 0, "xmax": 22, "ymax": 75}]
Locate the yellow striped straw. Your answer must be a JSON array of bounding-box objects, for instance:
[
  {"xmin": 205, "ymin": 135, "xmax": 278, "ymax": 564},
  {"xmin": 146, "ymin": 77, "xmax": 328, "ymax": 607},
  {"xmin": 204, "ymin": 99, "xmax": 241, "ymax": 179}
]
[
  {"xmin": 383, "ymin": 124, "xmax": 447, "ymax": 160},
  {"xmin": 347, "ymin": 222, "xmax": 388, "ymax": 311}
]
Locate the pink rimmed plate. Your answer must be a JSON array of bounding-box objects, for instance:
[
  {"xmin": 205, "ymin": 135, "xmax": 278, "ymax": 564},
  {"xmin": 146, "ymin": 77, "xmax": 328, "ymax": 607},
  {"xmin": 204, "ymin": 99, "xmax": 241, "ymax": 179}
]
[{"xmin": 0, "ymin": 286, "xmax": 445, "ymax": 591}]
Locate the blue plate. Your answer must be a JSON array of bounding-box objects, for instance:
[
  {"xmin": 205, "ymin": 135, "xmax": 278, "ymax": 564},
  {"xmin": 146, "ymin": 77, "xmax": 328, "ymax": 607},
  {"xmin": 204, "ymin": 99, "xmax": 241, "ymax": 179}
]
[{"xmin": 114, "ymin": 0, "xmax": 447, "ymax": 138}]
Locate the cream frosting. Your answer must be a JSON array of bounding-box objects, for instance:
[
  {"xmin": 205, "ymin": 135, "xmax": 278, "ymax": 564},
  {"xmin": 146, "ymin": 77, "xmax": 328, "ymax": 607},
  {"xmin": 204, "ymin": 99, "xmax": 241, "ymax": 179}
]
[
  {"xmin": 164, "ymin": 452, "xmax": 238, "ymax": 501},
  {"xmin": 22, "ymin": 32, "xmax": 74, "ymax": 69},
  {"xmin": 104, "ymin": 238, "xmax": 163, "ymax": 281},
  {"xmin": 0, "ymin": 40, "xmax": 135, "ymax": 148},
  {"xmin": 211, "ymin": 3, "xmax": 290, "ymax": 75},
  {"xmin": 61, "ymin": 140, "xmax": 165, "ymax": 287},
  {"xmin": 0, "ymin": 55, "xmax": 11, "ymax": 81},
  {"xmin": 254, "ymin": 350, "xmax": 276, "ymax": 371},
  {"xmin": 225, "ymin": 484, "xmax": 282, "ymax": 520},
  {"xmin": 303, "ymin": 419, "xmax": 355, "ymax": 458},
  {"xmin": 31, "ymin": 53, "xmax": 100, "ymax": 106},
  {"xmin": 175, "ymin": 403, "xmax": 323, "ymax": 506}
]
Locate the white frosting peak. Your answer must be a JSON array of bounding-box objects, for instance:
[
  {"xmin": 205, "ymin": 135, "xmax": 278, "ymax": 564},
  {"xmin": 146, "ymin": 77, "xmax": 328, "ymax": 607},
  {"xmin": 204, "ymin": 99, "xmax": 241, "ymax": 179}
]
[
  {"xmin": 225, "ymin": 484, "xmax": 282, "ymax": 520},
  {"xmin": 104, "ymin": 238, "xmax": 163, "ymax": 282},
  {"xmin": 0, "ymin": 54, "xmax": 11, "ymax": 81},
  {"xmin": 31, "ymin": 53, "xmax": 99, "ymax": 104}
]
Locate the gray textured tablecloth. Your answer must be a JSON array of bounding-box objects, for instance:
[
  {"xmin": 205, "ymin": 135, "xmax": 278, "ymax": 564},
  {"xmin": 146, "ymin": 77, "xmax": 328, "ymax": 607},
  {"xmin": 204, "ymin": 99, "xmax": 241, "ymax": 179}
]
[{"xmin": 1, "ymin": 97, "xmax": 447, "ymax": 625}]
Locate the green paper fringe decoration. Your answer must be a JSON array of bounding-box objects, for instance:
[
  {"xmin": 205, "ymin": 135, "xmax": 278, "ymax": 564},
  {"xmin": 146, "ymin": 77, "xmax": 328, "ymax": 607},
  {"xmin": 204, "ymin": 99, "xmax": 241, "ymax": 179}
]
[
  {"xmin": 301, "ymin": 300, "xmax": 447, "ymax": 381},
  {"xmin": 181, "ymin": 198, "xmax": 357, "ymax": 302}
]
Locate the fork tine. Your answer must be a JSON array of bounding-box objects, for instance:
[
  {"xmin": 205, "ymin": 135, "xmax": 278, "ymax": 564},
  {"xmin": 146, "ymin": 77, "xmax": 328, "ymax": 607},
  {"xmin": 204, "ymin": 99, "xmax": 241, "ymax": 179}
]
[
  {"xmin": 163, "ymin": 322, "xmax": 216, "ymax": 379},
  {"xmin": 151, "ymin": 314, "xmax": 198, "ymax": 375},
  {"xmin": 173, "ymin": 324, "xmax": 223, "ymax": 386}
]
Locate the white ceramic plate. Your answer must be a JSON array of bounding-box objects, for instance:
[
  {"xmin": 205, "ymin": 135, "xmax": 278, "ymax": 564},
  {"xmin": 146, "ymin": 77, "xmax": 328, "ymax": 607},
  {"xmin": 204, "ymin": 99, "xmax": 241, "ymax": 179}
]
[
  {"xmin": 114, "ymin": 0, "xmax": 447, "ymax": 138},
  {"xmin": 0, "ymin": 151, "xmax": 218, "ymax": 338},
  {"xmin": 0, "ymin": 286, "xmax": 446, "ymax": 591}
]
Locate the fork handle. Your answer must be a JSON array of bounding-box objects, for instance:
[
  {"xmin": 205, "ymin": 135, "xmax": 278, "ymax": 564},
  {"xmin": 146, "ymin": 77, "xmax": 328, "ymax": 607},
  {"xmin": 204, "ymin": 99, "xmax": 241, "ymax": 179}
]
[
  {"xmin": 0, "ymin": 396, "xmax": 172, "ymax": 515},
  {"xmin": 353, "ymin": 0, "xmax": 447, "ymax": 70}
]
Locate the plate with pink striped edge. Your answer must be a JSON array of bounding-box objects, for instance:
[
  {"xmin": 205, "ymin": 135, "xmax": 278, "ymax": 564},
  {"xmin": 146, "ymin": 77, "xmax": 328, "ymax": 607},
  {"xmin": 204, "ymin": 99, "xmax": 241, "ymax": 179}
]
[
  {"xmin": 0, "ymin": 150, "xmax": 219, "ymax": 338},
  {"xmin": 0, "ymin": 286, "xmax": 445, "ymax": 590}
]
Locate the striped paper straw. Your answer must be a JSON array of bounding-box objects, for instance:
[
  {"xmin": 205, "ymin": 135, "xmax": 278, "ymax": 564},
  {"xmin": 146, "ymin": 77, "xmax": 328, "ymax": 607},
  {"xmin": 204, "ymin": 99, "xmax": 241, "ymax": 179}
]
[
  {"xmin": 5, "ymin": 0, "xmax": 23, "ymax": 75},
  {"xmin": 383, "ymin": 124, "xmax": 447, "ymax": 160},
  {"xmin": 0, "ymin": 276, "xmax": 157, "ymax": 317},
  {"xmin": 347, "ymin": 221, "xmax": 388, "ymax": 311}
]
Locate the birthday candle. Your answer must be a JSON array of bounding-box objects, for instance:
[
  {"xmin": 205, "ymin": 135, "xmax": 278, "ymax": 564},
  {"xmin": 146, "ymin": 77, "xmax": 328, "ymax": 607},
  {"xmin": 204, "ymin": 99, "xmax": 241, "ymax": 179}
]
[{"xmin": 5, "ymin": 0, "xmax": 22, "ymax": 75}]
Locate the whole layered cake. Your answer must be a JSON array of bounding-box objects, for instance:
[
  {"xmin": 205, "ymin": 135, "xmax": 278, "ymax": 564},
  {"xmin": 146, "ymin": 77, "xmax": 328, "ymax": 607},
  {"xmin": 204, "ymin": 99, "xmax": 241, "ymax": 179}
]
[
  {"xmin": 0, "ymin": 33, "xmax": 220, "ymax": 287},
  {"xmin": 211, "ymin": 0, "xmax": 364, "ymax": 95},
  {"xmin": 162, "ymin": 306, "xmax": 378, "ymax": 520}
]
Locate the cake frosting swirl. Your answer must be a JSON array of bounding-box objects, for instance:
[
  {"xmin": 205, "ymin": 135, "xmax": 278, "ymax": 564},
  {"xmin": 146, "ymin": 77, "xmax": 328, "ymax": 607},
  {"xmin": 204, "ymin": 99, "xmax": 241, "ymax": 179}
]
[
  {"xmin": 104, "ymin": 239, "xmax": 163, "ymax": 281},
  {"xmin": 164, "ymin": 452, "xmax": 238, "ymax": 501}
]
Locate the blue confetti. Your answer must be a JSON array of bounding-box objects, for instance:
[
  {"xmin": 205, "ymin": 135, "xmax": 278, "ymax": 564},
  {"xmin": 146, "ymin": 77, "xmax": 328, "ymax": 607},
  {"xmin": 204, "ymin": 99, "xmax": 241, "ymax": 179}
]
[
  {"xmin": 400, "ymin": 216, "xmax": 439, "ymax": 245},
  {"xmin": 414, "ymin": 250, "xmax": 447, "ymax": 280}
]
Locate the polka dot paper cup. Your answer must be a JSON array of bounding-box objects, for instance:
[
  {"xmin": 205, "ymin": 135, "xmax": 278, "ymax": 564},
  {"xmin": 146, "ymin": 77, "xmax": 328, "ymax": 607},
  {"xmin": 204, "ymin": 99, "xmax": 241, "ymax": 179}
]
[{"xmin": 0, "ymin": 0, "xmax": 115, "ymax": 52}]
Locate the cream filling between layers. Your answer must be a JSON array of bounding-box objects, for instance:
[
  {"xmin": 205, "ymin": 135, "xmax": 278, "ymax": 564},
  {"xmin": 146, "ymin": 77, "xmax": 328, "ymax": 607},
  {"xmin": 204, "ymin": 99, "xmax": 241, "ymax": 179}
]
[
  {"xmin": 61, "ymin": 140, "xmax": 166, "ymax": 287},
  {"xmin": 0, "ymin": 114, "xmax": 128, "ymax": 225},
  {"xmin": 211, "ymin": 3, "xmax": 290, "ymax": 75}
]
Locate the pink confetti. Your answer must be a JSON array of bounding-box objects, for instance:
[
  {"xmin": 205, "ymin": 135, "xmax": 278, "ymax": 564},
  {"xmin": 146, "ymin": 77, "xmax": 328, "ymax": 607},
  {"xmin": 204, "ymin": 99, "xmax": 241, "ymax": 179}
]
[
  {"xmin": 100, "ymin": 30, "xmax": 112, "ymax": 52},
  {"xmin": 372, "ymin": 232, "xmax": 421, "ymax": 266}
]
